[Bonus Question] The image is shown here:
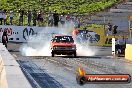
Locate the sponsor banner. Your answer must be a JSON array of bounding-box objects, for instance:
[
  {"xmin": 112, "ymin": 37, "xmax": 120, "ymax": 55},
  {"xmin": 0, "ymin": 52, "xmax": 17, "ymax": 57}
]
[
  {"xmin": 0, "ymin": 26, "xmax": 39, "ymax": 42},
  {"xmin": 0, "ymin": 25, "xmax": 128, "ymax": 46},
  {"xmin": 0, "ymin": 25, "xmax": 102, "ymax": 44},
  {"xmin": 81, "ymin": 25, "xmax": 129, "ymax": 46},
  {"xmin": 78, "ymin": 30, "xmax": 100, "ymax": 44},
  {"xmin": 103, "ymin": 36, "xmax": 128, "ymax": 46},
  {"xmin": 0, "ymin": 26, "xmax": 64, "ymax": 42}
]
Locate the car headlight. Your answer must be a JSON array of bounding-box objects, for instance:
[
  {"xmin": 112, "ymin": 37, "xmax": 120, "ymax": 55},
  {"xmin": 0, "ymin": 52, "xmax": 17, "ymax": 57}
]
[
  {"xmin": 53, "ymin": 46, "xmax": 58, "ymax": 49},
  {"xmin": 72, "ymin": 46, "xmax": 76, "ymax": 50}
]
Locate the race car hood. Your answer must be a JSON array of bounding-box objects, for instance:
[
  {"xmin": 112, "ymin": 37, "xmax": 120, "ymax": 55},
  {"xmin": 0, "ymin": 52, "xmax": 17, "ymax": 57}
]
[{"xmin": 51, "ymin": 42, "xmax": 76, "ymax": 47}]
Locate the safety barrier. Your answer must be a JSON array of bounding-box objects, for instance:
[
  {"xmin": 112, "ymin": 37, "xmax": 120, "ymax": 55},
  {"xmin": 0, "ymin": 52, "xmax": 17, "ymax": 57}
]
[
  {"xmin": 125, "ymin": 44, "xmax": 132, "ymax": 61},
  {"xmin": 0, "ymin": 43, "xmax": 32, "ymax": 88},
  {"xmin": 0, "ymin": 25, "xmax": 66, "ymax": 43},
  {"xmin": 0, "ymin": 25, "xmax": 128, "ymax": 46}
]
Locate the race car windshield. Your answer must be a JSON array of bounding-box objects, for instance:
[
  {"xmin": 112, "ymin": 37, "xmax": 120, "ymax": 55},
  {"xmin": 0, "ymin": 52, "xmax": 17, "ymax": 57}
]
[{"xmin": 52, "ymin": 36, "xmax": 74, "ymax": 43}]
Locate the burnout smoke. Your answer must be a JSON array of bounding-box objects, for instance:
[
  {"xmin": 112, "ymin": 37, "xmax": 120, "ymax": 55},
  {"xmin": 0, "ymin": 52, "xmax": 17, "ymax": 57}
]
[
  {"xmin": 76, "ymin": 43, "xmax": 97, "ymax": 56},
  {"xmin": 20, "ymin": 33, "xmax": 52, "ymax": 56},
  {"xmin": 20, "ymin": 22, "xmax": 98, "ymax": 56},
  {"xmin": 75, "ymin": 34, "xmax": 98, "ymax": 56}
]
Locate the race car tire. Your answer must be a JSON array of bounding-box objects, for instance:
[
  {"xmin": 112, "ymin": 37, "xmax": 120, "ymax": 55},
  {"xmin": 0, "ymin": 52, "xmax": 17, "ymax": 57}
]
[
  {"xmin": 52, "ymin": 51, "xmax": 54, "ymax": 57},
  {"xmin": 73, "ymin": 52, "xmax": 77, "ymax": 58}
]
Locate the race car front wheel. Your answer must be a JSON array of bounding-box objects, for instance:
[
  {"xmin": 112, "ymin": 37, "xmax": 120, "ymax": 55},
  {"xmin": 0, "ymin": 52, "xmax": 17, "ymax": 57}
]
[
  {"xmin": 73, "ymin": 52, "xmax": 77, "ymax": 58},
  {"xmin": 51, "ymin": 51, "xmax": 54, "ymax": 57}
]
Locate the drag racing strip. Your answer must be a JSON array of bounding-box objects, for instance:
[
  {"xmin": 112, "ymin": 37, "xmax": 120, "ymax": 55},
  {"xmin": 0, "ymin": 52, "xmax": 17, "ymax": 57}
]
[
  {"xmin": 22, "ymin": 56, "xmax": 122, "ymax": 75},
  {"xmin": 88, "ymin": 57, "xmax": 132, "ymax": 74},
  {"xmin": 69, "ymin": 58, "xmax": 120, "ymax": 74},
  {"xmin": 17, "ymin": 60, "xmax": 64, "ymax": 88},
  {"xmin": 34, "ymin": 56, "xmax": 121, "ymax": 74},
  {"xmin": 16, "ymin": 57, "xmax": 103, "ymax": 88},
  {"xmin": 20, "ymin": 65, "xmax": 41, "ymax": 88},
  {"xmin": 14, "ymin": 56, "xmax": 132, "ymax": 88},
  {"xmin": 26, "ymin": 56, "xmax": 107, "ymax": 74}
]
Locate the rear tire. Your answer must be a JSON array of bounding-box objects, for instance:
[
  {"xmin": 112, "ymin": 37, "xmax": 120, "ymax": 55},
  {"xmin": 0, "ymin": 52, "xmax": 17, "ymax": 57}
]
[
  {"xmin": 73, "ymin": 52, "xmax": 77, "ymax": 58},
  {"xmin": 52, "ymin": 51, "xmax": 54, "ymax": 57}
]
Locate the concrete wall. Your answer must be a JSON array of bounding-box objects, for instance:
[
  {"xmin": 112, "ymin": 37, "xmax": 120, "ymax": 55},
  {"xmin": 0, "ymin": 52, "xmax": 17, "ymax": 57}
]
[
  {"xmin": 0, "ymin": 54, "xmax": 8, "ymax": 88},
  {"xmin": 0, "ymin": 43, "xmax": 32, "ymax": 88},
  {"xmin": 125, "ymin": 44, "xmax": 132, "ymax": 61}
]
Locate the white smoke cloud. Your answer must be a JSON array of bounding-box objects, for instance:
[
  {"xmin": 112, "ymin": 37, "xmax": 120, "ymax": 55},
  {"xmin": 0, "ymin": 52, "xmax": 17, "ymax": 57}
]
[
  {"xmin": 20, "ymin": 22, "xmax": 98, "ymax": 57},
  {"xmin": 76, "ymin": 43, "xmax": 98, "ymax": 56}
]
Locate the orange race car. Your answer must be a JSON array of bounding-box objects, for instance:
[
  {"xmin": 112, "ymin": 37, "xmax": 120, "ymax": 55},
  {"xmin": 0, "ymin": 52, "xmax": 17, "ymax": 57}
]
[{"xmin": 51, "ymin": 34, "xmax": 77, "ymax": 57}]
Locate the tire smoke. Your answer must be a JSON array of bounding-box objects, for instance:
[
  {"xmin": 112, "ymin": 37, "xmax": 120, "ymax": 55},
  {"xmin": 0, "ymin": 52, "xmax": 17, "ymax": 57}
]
[{"xmin": 20, "ymin": 23, "xmax": 98, "ymax": 56}]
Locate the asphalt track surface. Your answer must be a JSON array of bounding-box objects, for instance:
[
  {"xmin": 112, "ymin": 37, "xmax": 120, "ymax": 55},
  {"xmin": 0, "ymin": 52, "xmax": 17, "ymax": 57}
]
[
  {"xmin": 7, "ymin": 42, "xmax": 132, "ymax": 88},
  {"xmin": 17, "ymin": 60, "xmax": 64, "ymax": 88}
]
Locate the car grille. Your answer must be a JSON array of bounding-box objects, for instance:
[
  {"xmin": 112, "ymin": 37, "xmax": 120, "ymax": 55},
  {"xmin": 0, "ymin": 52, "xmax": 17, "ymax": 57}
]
[
  {"xmin": 54, "ymin": 46, "xmax": 73, "ymax": 50},
  {"xmin": 58, "ymin": 46, "xmax": 72, "ymax": 49}
]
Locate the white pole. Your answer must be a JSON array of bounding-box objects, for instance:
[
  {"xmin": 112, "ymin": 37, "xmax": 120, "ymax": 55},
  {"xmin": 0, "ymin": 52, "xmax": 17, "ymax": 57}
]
[{"xmin": 112, "ymin": 38, "xmax": 116, "ymax": 57}]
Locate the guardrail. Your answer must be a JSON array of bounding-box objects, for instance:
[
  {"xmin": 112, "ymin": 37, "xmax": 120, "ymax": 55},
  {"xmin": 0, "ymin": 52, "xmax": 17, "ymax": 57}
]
[{"xmin": 0, "ymin": 43, "xmax": 32, "ymax": 88}]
